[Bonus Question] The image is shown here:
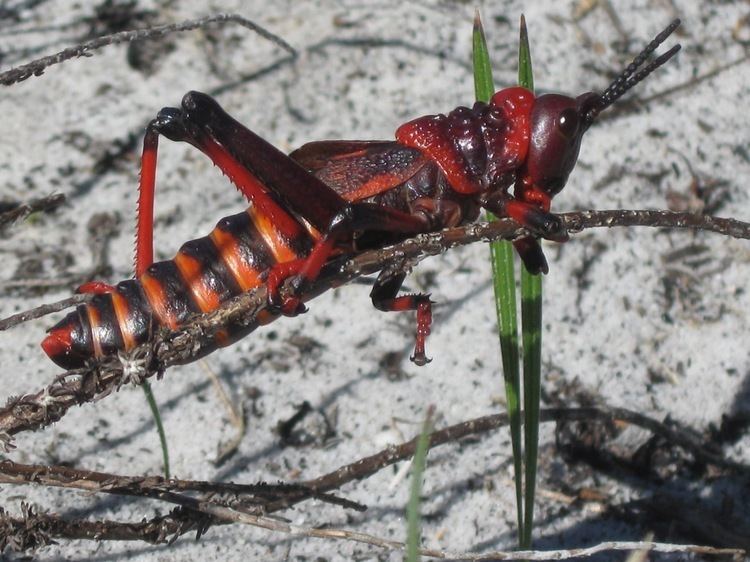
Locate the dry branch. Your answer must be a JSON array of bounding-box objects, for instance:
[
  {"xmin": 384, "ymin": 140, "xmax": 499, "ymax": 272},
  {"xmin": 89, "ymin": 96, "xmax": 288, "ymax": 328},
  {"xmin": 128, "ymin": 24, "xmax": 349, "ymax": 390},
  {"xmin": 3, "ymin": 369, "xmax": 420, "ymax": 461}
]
[
  {"xmin": 164, "ymin": 501, "xmax": 747, "ymax": 561},
  {"xmin": 0, "ymin": 295, "xmax": 91, "ymax": 332},
  {"xmin": 0, "ymin": 14, "xmax": 295, "ymax": 86},
  {"xmin": 0, "ymin": 504, "xmax": 197, "ymax": 548},
  {"xmin": 1, "ymin": 209, "xmax": 750, "ymax": 441},
  {"xmin": 7, "ymin": 491, "xmax": 740, "ymax": 559},
  {"xmin": 1, "ymin": 405, "xmax": 746, "ymax": 556},
  {"xmin": 0, "ymin": 460, "xmax": 364, "ymax": 512},
  {"xmin": 0, "ymin": 194, "xmax": 66, "ymax": 230}
]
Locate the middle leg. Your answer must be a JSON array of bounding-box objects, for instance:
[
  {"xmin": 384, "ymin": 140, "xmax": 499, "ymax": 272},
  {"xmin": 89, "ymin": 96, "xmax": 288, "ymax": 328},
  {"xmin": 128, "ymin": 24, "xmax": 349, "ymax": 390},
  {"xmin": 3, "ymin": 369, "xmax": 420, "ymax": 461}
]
[
  {"xmin": 266, "ymin": 201, "xmax": 433, "ymax": 314},
  {"xmin": 370, "ymin": 269, "xmax": 434, "ymax": 366}
]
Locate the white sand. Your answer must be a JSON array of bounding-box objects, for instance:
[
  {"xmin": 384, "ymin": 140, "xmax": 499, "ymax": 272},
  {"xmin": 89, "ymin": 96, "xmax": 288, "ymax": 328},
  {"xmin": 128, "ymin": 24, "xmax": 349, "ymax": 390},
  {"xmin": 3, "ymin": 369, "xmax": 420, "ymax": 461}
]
[{"xmin": 1, "ymin": 1, "xmax": 749, "ymax": 560}]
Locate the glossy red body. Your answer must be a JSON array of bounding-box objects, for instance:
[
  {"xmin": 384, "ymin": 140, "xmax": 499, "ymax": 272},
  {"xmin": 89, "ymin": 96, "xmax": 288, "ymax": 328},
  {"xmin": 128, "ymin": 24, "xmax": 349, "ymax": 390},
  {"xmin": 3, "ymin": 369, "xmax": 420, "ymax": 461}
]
[{"xmin": 42, "ymin": 19, "xmax": 681, "ymax": 369}]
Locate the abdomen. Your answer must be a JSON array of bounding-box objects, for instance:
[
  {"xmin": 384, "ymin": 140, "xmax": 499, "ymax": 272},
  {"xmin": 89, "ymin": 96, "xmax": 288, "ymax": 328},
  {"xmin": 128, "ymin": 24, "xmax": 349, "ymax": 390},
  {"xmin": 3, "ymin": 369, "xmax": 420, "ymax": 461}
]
[{"xmin": 42, "ymin": 207, "xmax": 315, "ymax": 369}]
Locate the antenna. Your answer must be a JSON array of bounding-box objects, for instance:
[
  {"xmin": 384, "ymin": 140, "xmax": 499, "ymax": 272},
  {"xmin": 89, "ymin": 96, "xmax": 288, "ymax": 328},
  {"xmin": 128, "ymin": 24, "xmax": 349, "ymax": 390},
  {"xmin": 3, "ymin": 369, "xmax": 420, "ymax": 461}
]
[{"xmin": 586, "ymin": 19, "xmax": 681, "ymax": 123}]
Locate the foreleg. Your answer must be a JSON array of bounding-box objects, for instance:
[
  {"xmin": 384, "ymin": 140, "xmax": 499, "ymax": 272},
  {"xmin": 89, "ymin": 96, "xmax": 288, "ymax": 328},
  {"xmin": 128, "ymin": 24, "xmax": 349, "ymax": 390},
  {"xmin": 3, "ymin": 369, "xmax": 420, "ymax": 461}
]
[{"xmin": 482, "ymin": 194, "xmax": 568, "ymax": 275}]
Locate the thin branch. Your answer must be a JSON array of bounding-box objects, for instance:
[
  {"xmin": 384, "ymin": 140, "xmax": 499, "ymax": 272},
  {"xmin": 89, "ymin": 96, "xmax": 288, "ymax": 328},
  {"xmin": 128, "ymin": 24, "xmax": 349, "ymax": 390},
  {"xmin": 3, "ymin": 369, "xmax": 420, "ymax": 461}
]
[
  {"xmin": 0, "ymin": 193, "xmax": 66, "ymax": 230},
  {"xmin": 2, "ymin": 407, "xmax": 745, "ymax": 517},
  {"xmin": 0, "ymin": 13, "xmax": 296, "ymax": 86},
  {"xmin": 139, "ymin": 498, "xmax": 748, "ymax": 560},
  {"xmin": 3, "ymin": 13, "xmax": 747, "ymax": 561},
  {"xmin": 0, "ymin": 460, "xmax": 364, "ymax": 512},
  {"xmin": 0, "ymin": 294, "xmax": 91, "ymax": 331},
  {"xmin": 9, "ymin": 484, "xmax": 738, "ymax": 558},
  {"xmin": 0, "ymin": 504, "xmax": 198, "ymax": 549},
  {"xmin": 561, "ymin": 209, "xmax": 750, "ymax": 239},
  {"xmin": 264, "ymin": 405, "xmax": 747, "ymax": 513},
  {"xmin": 0, "ymin": 406, "xmax": 746, "ymax": 554},
  {"xmin": 0, "ymin": 499, "xmax": 742, "ymax": 559},
  {"xmin": 1, "ymin": 209, "xmax": 749, "ymax": 439}
]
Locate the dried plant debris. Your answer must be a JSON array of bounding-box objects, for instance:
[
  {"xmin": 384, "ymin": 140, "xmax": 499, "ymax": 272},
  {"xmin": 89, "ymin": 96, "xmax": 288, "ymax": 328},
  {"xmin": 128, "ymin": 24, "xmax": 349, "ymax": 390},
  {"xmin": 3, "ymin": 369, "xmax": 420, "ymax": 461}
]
[{"xmin": 0, "ymin": 194, "xmax": 65, "ymax": 231}]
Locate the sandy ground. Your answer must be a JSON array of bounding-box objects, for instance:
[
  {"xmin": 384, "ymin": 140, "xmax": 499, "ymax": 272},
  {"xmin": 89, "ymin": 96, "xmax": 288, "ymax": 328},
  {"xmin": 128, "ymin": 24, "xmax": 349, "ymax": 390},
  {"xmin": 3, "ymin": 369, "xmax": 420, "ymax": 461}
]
[{"xmin": 1, "ymin": 0, "xmax": 749, "ymax": 560}]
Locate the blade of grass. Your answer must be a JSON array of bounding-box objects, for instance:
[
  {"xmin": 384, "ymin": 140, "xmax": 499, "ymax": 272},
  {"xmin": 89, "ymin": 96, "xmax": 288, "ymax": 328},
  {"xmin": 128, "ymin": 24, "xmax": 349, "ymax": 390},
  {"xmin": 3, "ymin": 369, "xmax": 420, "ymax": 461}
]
[
  {"xmin": 406, "ymin": 406, "xmax": 435, "ymax": 562},
  {"xmin": 141, "ymin": 381, "xmax": 170, "ymax": 479},
  {"xmin": 472, "ymin": 10, "xmax": 523, "ymax": 540},
  {"xmin": 517, "ymin": 14, "xmax": 543, "ymax": 550},
  {"xmin": 472, "ymin": 12, "xmax": 494, "ymax": 101},
  {"xmin": 520, "ymin": 266, "xmax": 541, "ymax": 547},
  {"xmin": 517, "ymin": 15, "xmax": 534, "ymax": 92}
]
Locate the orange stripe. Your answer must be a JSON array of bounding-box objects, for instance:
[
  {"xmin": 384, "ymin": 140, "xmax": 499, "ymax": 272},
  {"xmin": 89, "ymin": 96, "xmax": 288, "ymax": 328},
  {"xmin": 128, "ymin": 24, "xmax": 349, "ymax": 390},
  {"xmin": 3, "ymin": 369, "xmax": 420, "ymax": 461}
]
[
  {"xmin": 86, "ymin": 306, "xmax": 104, "ymax": 359},
  {"xmin": 174, "ymin": 251, "xmax": 222, "ymax": 313},
  {"xmin": 209, "ymin": 228, "xmax": 263, "ymax": 292},
  {"xmin": 247, "ymin": 208, "xmax": 300, "ymax": 264},
  {"xmin": 110, "ymin": 292, "xmax": 136, "ymax": 350},
  {"xmin": 140, "ymin": 272, "xmax": 177, "ymax": 329}
]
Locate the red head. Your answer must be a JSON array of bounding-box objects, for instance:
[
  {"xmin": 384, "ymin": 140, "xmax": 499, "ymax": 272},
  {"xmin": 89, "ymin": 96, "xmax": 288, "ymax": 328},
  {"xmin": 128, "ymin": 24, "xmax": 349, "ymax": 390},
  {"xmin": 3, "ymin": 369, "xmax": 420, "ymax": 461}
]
[{"xmin": 515, "ymin": 19, "xmax": 681, "ymax": 210}]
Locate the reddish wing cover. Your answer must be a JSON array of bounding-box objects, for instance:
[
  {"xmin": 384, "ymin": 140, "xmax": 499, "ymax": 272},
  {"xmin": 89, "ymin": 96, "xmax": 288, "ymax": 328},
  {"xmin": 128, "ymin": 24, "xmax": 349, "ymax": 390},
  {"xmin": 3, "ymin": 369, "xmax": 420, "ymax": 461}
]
[{"xmin": 291, "ymin": 141, "xmax": 429, "ymax": 202}]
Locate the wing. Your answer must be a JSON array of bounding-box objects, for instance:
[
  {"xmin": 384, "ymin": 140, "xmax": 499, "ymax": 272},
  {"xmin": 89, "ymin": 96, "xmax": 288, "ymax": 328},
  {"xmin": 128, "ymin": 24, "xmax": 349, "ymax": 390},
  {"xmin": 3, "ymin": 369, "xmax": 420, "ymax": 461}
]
[{"xmin": 290, "ymin": 141, "xmax": 429, "ymax": 202}]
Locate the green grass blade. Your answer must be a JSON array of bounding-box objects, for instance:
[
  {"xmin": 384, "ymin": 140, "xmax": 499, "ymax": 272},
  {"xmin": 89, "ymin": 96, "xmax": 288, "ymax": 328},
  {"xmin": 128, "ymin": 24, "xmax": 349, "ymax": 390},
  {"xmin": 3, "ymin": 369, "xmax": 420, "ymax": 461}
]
[
  {"xmin": 520, "ymin": 266, "xmax": 541, "ymax": 547},
  {"xmin": 517, "ymin": 14, "xmax": 542, "ymax": 549},
  {"xmin": 517, "ymin": 15, "xmax": 534, "ymax": 92},
  {"xmin": 472, "ymin": 12, "xmax": 494, "ymax": 103},
  {"xmin": 473, "ymin": 10, "xmax": 524, "ymax": 540},
  {"xmin": 406, "ymin": 406, "xmax": 435, "ymax": 562},
  {"xmin": 142, "ymin": 381, "xmax": 170, "ymax": 479}
]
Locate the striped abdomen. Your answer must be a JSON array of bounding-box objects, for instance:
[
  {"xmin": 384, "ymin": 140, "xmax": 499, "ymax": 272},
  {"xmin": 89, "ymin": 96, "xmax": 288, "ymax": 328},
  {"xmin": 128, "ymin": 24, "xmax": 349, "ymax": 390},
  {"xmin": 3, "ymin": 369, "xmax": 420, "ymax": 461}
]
[{"xmin": 42, "ymin": 207, "xmax": 315, "ymax": 369}]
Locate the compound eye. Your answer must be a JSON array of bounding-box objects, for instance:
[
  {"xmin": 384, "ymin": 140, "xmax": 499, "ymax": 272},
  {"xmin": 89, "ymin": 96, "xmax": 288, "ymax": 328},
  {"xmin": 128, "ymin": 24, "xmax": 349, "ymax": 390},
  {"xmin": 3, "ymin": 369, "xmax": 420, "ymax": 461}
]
[{"xmin": 557, "ymin": 108, "xmax": 579, "ymax": 138}]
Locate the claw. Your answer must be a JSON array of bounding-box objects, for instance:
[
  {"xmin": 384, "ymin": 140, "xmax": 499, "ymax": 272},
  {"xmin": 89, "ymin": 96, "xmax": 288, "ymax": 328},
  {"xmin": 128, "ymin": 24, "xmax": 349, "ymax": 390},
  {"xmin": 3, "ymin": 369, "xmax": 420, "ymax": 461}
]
[
  {"xmin": 410, "ymin": 351, "xmax": 433, "ymax": 366},
  {"xmin": 266, "ymin": 268, "xmax": 309, "ymax": 317},
  {"xmin": 280, "ymin": 297, "xmax": 307, "ymax": 316},
  {"xmin": 266, "ymin": 262, "xmax": 303, "ymax": 316},
  {"xmin": 266, "ymin": 291, "xmax": 307, "ymax": 317},
  {"xmin": 542, "ymin": 216, "xmax": 569, "ymax": 242}
]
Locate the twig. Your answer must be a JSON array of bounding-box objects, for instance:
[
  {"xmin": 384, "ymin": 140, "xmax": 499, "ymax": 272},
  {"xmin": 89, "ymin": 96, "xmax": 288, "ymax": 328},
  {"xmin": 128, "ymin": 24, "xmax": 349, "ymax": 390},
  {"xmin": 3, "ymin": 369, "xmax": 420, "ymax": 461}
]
[
  {"xmin": 0, "ymin": 193, "xmax": 65, "ymax": 229},
  {"xmin": 0, "ymin": 504, "xmax": 198, "ymax": 549},
  {"xmin": 3, "ymin": 406, "xmax": 739, "ymax": 515},
  {"xmin": 0, "ymin": 498, "xmax": 742, "ymax": 558},
  {"xmin": 0, "ymin": 294, "xmax": 91, "ymax": 331},
  {"xmin": 559, "ymin": 209, "xmax": 750, "ymax": 239},
  {"xmin": 263, "ymin": 405, "xmax": 747, "ymax": 513},
  {"xmin": 0, "ymin": 14, "xmax": 296, "ymax": 86},
  {"xmin": 0, "ymin": 406, "xmax": 746, "ymax": 553},
  {"xmin": 1, "ymin": 209, "xmax": 750, "ymax": 438},
  {"xmin": 132, "ymin": 498, "xmax": 748, "ymax": 560},
  {"xmin": 0, "ymin": 460, "xmax": 364, "ymax": 512}
]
